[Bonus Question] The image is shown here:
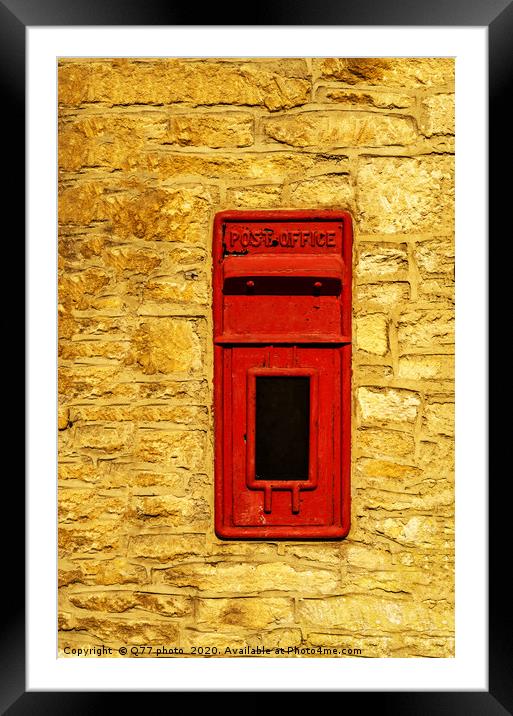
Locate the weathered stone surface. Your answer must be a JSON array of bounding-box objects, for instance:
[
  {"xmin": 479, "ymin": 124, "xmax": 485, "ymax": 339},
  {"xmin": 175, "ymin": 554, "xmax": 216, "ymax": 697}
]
[
  {"xmin": 314, "ymin": 58, "xmax": 454, "ymax": 88},
  {"xmin": 58, "ymin": 427, "xmax": 79, "ymax": 460},
  {"xmin": 130, "ymin": 494, "xmax": 210, "ymax": 528},
  {"xmin": 306, "ymin": 632, "xmax": 389, "ymax": 656},
  {"xmin": 397, "ymin": 309, "xmax": 454, "ymax": 350},
  {"xmin": 305, "ymin": 632, "xmax": 453, "ymax": 658},
  {"xmin": 159, "ymin": 245, "xmax": 207, "ymax": 272},
  {"xmin": 288, "ymin": 175, "xmax": 354, "ymax": 208},
  {"xmin": 59, "ymin": 558, "xmax": 147, "ymax": 587},
  {"xmin": 356, "ymin": 458, "xmax": 421, "ymax": 482},
  {"xmin": 135, "ymin": 430, "xmax": 205, "ymax": 470},
  {"xmin": 166, "ymin": 112, "xmax": 254, "ymax": 148},
  {"xmin": 395, "ymin": 550, "xmax": 454, "ymax": 575},
  {"xmin": 263, "ymin": 111, "xmax": 417, "ymax": 148},
  {"xmin": 127, "ymin": 151, "xmax": 347, "ymax": 182},
  {"xmin": 59, "ymin": 59, "xmax": 310, "ymax": 111},
  {"xmin": 196, "ymin": 597, "xmax": 294, "ymax": 629},
  {"xmin": 263, "ymin": 628, "xmax": 303, "ymax": 650},
  {"xmin": 356, "ymin": 242, "xmax": 408, "ymax": 278},
  {"xmin": 155, "ymin": 562, "xmax": 340, "ymax": 594},
  {"xmin": 344, "ymin": 544, "xmax": 395, "ymax": 571},
  {"xmin": 60, "ymin": 314, "xmax": 133, "ymax": 342},
  {"xmin": 390, "ymin": 635, "xmax": 454, "ymax": 657},
  {"xmin": 118, "ymin": 469, "xmax": 190, "ymax": 492},
  {"xmin": 69, "ymin": 404, "xmax": 208, "ymax": 427},
  {"xmin": 418, "ymin": 437, "xmax": 454, "ymax": 481},
  {"xmin": 419, "ymin": 278, "xmax": 455, "ymax": 303},
  {"xmin": 89, "ymin": 296, "xmax": 128, "ymax": 313},
  {"xmin": 423, "ymin": 400, "xmax": 454, "ymax": 437},
  {"xmin": 420, "ymin": 94, "xmax": 455, "ymax": 136},
  {"xmin": 57, "ymin": 459, "xmax": 113, "ymax": 485},
  {"xmin": 59, "ymin": 268, "xmax": 111, "ymax": 309},
  {"xmin": 355, "ymin": 314, "xmax": 388, "ymax": 355},
  {"xmin": 59, "ymin": 339, "xmax": 131, "ymax": 364},
  {"xmin": 208, "ymin": 542, "xmax": 279, "ymax": 560},
  {"xmin": 59, "ymin": 113, "xmax": 167, "ymax": 172},
  {"xmin": 59, "ymin": 489, "xmax": 127, "ymax": 523},
  {"xmin": 282, "ymin": 544, "xmax": 342, "ymax": 566},
  {"xmin": 58, "ymin": 307, "xmax": 76, "ymax": 342},
  {"xmin": 357, "ymin": 484, "xmax": 453, "ymax": 514},
  {"xmin": 102, "ymin": 245, "xmax": 163, "ymax": 274},
  {"xmin": 225, "ymin": 184, "xmax": 282, "ymax": 209},
  {"xmin": 58, "ymin": 406, "xmax": 70, "ymax": 430},
  {"xmin": 315, "ymin": 86, "xmax": 414, "ymax": 109},
  {"xmin": 68, "ymin": 590, "xmax": 193, "ymax": 617},
  {"xmin": 297, "ymin": 594, "xmax": 453, "ymax": 633},
  {"xmin": 398, "ymin": 354, "xmax": 454, "ymax": 380},
  {"xmin": 60, "ymin": 612, "xmax": 180, "ymax": 644},
  {"xmin": 353, "ymin": 364, "xmax": 393, "ymax": 382},
  {"xmin": 58, "ymin": 366, "xmax": 128, "ymax": 401},
  {"xmin": 58, "ymin": 181, "xmax": 107, "ymax": 226},
  {"xmin": 342, "ymin": 566, "xmax": 433, "ymax": 596},
  {"xmin": 136, "ymin": 378, "xmax": 208, "ymax": 403},
  {"xmin": 60, "ymin": 184, "xmax": 215, "ymax": 249},
  {"xmin": 108, "ymin": 185, "xmax": 215, "ymax": 244},
  {"xmin": 356, "ymin": 156, "xmax": 454, "ymax": 234},
  {"xmin": 358, "ymin": 387, "xmax": 421, "ymax": 425},
  {"xmin": 59, "ymin": 521, "xmax": 126, "ymax": 555},
  {"xmin": 415, "ymin": 237, "xmax": 455, "ymax": 277},
  {"xmin": 59, "ymin": 230, "xmax": 107, "ymax": 262},
  {"xmin": 140, "ymin": 273, "xmax": 208, "ymax": 307},
  {"xmin": 356, "ymin": 428, "xmax": 415, "ymax": 459},
  {"xmin": 373, "ymin": 515, "xmax": 452, "ymax": 549},
  {"xmin": 74, "ymin": 424, "xmax": 135, "ymax": 454},
  {"xmin": 128, "ymin": 534, "xmax": 206, "ymax": 561},
  {"xmin": 130, "ymin": 318, "xmax": 202, "ymax": 374},
  {"xmin": 355, "ymin": 282, "xmax": 410, "ymax": 306}
]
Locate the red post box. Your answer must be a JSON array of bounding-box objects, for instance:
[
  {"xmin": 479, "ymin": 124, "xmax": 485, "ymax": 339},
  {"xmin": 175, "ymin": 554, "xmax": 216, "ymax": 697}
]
[{"xmin": 213, "ymin": 210, "xmax": 352, "ymax": 539}]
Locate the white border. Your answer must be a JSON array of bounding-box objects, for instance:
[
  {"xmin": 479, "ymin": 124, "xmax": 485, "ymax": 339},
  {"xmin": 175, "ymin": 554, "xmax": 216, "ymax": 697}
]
[{"xmin": 27, "ymin": 27, "xmax": 487, "ymax": 691}]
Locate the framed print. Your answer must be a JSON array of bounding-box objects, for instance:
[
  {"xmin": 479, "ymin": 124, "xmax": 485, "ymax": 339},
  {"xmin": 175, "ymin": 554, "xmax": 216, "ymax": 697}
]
[{"xmin": 11, "ymin": 0, "xmax": 504, "ymax": 709}]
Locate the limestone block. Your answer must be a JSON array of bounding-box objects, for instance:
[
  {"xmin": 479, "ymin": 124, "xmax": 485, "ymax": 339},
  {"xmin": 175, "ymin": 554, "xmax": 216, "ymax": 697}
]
[
  {"xmin": 357, "ymin": 156, "xmax": 454, "ymax": 234},
  {"xmin": 314, "ymin": 58, "xmax": 454, "ymax": 88},
  {"xmin": 196, "ymin": 597, "xmax": 294, "ymax": 629},
  {"xmin": 420, "ymin": 94, "xmax": 455, "ymax": 136},
  {"xmin": 167, "ymin": 112, "xmax": 254, "ymax": 148},
  {"xmin": 263, "ymin": 111, "xmax": 417, "ymax": 148},
  {"xmin": 358, "ymin": 387, "xmax": 421, "ymax": 424}
]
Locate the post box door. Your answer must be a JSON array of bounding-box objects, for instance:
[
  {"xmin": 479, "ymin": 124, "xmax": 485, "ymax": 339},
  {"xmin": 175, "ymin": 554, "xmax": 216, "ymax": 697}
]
[
  {"xmin": 230, "ymin": 345, "xmax": 342, "ymax": 527},
  {"xmin": 213, "ymin": 210, "xmax": 352, "ymax": 539}
]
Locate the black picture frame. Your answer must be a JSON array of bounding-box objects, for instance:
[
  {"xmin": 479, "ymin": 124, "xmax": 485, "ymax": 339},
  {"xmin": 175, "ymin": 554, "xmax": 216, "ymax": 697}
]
[{"xmin": 9, "ymin": 0, "xmax": 501, "ymax": 710}]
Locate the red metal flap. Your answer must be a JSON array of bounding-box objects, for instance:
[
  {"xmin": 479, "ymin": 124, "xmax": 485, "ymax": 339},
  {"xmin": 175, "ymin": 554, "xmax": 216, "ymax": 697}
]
[{"xmin": 223, "ymin": 254, "xmax": 344, "ymax": 282}]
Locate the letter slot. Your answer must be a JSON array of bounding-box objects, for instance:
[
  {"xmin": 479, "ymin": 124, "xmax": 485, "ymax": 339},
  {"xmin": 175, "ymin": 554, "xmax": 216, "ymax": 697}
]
[{"xmin": 213, "ymin": 210, "xmax": 352, "ymax": 539}]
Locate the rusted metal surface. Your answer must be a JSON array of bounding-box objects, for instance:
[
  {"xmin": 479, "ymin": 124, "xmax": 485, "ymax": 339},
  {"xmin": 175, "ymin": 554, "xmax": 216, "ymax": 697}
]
[{"xmin": 213, "ymin": 210, "xmax": 352, "ymax": 539}]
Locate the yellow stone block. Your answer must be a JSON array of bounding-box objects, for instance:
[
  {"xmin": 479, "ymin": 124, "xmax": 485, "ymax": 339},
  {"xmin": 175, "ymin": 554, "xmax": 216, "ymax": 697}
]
[
  {"xmin": 130, "ymin": 318, "xmax": 202, "ymax": 375},
  {"xmin": 314, "ymin": 58, "xmax": 454, "ymax": 88},
  {"xmin": 358, "ymin": 387, "xmax": 421, "ymax": 424},
  {"xmin": 196, "ymin": 597, "xmax": 294, "ymax": 629},
  {"xmin": 264, "ymin": 111, "xmax": 417, "ymax": 148},
  {"xmin": 167, "ymin": 112, "xmax": 254, "ymax": 148},
  {"xmin": 355, "ymin": 314, "xmax": 389, "ymax": 355},
  {"xmin": 356, "ymin": 156, "xmax": 454, "ymax": 234},
  {"xmin": 420, "ymin": 94, "xmax": 455, "ymax": 137},
  {"xmin": 315, "ymin": 87, "xmax": 414, "ymax": 109},
  {"xmin": 156, "ymin": 562, "xmax": 340, "ymax": 595}
]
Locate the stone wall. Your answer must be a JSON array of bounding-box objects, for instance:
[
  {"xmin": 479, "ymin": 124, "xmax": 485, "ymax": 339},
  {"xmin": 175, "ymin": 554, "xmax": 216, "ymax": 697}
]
[{"xmin": 58, "ymin": 57, "xmax": 455, "ymax": 657}]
